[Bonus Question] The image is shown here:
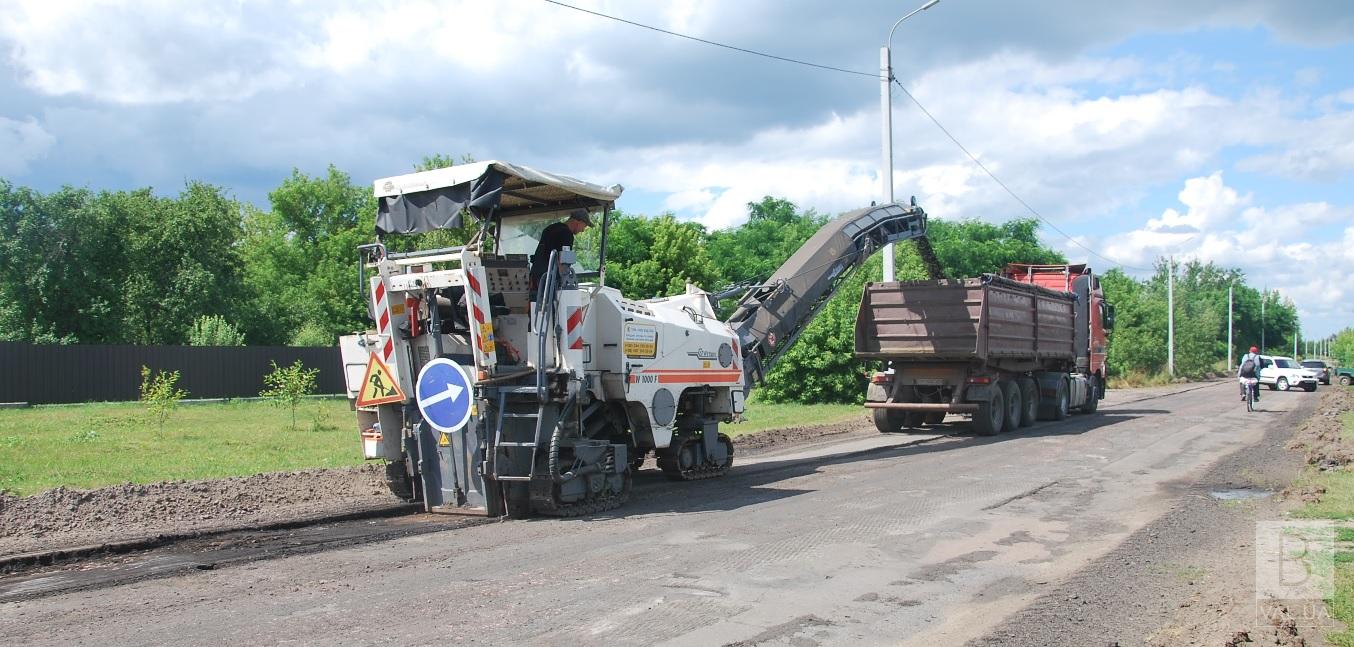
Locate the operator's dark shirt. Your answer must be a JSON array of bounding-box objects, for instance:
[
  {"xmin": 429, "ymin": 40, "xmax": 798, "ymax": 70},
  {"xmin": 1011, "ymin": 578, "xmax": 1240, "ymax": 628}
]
[{"xmin": 529, "ymin": 221, "xmax": 573, "ymax": 284}]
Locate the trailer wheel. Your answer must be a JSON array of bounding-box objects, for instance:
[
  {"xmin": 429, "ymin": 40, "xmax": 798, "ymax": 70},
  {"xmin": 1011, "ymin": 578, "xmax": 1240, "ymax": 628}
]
[
  {"xmin": 972, "ymin": 389, "xmax": 1005, "ymax": 436},
  {"xmin": 1341, "ymin": 375, "xmax": 1352, "ymax": 387},
  {"xmin": 1039, "ymin": 378, "xmax": 1070, "ymax": 421},
  {"xmin": 872, "ymin": 408, "xmax": 908, "ymax": 434},
  {"xmin": 1017, "ymin": 378, "xmax": 1038, "ymax": 427},
  {"xmin": 924, "ymin": 411, "xmax": 946, "ymax": 425},
  {"xmin": 998, "ymin": 380, "xmax": 1021, "ymax": 433}
]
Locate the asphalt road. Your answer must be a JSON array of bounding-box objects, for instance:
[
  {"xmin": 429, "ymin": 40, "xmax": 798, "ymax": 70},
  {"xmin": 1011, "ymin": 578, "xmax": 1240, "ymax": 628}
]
[{"xmin": 0, "ymin": 381, "xmax": 1311, "ymax": 646}]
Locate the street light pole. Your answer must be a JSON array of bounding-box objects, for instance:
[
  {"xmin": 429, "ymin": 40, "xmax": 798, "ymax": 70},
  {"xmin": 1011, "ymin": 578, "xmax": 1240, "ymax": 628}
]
[
  {"xmin": 1227, "ymin": 283, "xmax": 1233, "ymax": 370},
  {"xmin": 880, "ymin": 0, "xmax": 940, "ymax": 282},
  {"xmin": 1167, "ymin": 255, "xmax": 1175, "ymax": 376}
]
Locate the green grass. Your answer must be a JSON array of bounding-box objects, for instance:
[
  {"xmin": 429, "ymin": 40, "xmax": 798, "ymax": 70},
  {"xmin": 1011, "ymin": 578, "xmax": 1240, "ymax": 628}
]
[
  {"xmin": 1295, "ymin": 405, "xmax": 1354, "ymax": 644},
  {"xmin": 0, "ymin": 398, "xmax": 866, "ymax": 496},
  {"xmin": 731, "ymin": 399, "xmax": 867, "ymax": 437},
  {"xmin": 0, "ymin": 400, "xmax": 361, "ymax": 496}
]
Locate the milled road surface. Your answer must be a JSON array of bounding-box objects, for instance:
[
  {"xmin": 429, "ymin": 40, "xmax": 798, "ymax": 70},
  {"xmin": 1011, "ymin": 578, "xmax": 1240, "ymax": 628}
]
[{"xmin": 0, "ymin": 382, "xmax": 1313, "ymax": 646}]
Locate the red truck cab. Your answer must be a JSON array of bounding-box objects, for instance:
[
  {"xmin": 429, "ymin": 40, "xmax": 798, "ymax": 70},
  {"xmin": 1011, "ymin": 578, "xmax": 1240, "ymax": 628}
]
[{"xmin": 1002, "ymin": 264, "xmax": 1113, "ymax": 396}]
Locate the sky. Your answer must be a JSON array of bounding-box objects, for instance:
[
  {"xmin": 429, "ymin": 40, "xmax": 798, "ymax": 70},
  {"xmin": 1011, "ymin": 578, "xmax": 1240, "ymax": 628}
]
[{"xmin": 2, "ymin": 0, "xmax": 1352, "ymax": 337}]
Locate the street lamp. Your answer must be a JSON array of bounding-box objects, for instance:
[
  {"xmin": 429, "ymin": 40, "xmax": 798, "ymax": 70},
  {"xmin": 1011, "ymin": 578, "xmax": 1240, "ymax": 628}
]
[{"xmin": 881, "ymin": 0, "xmax": 940, "ymax": 282}]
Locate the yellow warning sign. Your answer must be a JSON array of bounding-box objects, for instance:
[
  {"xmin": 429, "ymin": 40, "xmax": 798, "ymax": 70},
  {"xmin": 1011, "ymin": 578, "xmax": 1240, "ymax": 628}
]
[
  {"xmin": 438, "ymin": 432, "xmax": 451, "ymax": 447},
  {"xmin": 356, "ymin": 354, "xmax": 406, "ymax": 407}
]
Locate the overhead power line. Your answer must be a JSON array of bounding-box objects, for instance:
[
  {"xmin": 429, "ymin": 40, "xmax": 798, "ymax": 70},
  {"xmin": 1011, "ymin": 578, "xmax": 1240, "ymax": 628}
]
[
  {"xmin": 891, "ymin": 79, "xmax": 1151, "ymax": 272},
  {"xmin": 541, "ymin": 0, "xmax": 1149, "ymax": 272},
  {"xmin": 541, "ymin": 0, "xmax": 876, "ymax": 78}
]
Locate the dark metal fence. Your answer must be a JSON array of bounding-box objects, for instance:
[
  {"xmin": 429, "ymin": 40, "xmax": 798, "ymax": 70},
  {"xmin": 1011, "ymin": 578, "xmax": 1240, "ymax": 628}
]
[{"xmin": 0, "ymin": 342, "xmax": 344, "ymax": 405}]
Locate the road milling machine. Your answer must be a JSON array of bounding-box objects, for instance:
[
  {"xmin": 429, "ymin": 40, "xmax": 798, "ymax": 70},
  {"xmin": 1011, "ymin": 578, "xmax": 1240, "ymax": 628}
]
[{"xmin": 340, "ymin": 161, "xmax": 933, "ymax": 517}]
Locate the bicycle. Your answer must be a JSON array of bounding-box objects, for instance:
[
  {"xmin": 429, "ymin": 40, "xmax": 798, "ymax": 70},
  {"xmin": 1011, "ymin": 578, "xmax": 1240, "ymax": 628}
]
[{"xmin": 1240, "ymin": 377, "xmax": 1258, "ymax": 412}]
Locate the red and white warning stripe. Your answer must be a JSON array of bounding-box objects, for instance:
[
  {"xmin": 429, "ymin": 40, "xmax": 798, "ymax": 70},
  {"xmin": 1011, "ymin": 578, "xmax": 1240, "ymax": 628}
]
[
  {"xmin": 566, "ymin": 306, "xmax": 585, "ymax": 350},
  {"xmin": 371, "ymin": 277, "xmax": 395, "ymax": 362},
  {"xmin": 463, "ymin": 265, "xmax": 497, "ymax": 368}
]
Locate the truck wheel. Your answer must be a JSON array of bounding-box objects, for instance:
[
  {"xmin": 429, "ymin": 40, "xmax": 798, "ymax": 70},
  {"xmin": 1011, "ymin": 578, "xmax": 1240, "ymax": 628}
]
[
  {"xmin": 1277, "ymin": 377, "xmax": 1290, "ymax": 391},
  {"xmin": 1017, "ymin": 378, "xmax": 1038, "ymax": 427},
  {"xmin": 924, "ymin": 411, "xmax": 946, "ymax": 425},
  {"xmin": 998, "ymin": 380, "xmax": 1021, "ymax": 433},
  {"xmin": 1080, "ymin": 376, "xmax": 1100, "ymax": 414},
  {"xmin": 873, "ymin": 408, "xmax": 907, "ymax": 433},
  {"xmin": 973, "ymin": 389, "xmax": 1005, "ymax": 436},
  {"xmin": 1342, "ymin": 376, "xmax": 1353, "ymax": 387},
  {"xmin": 1039, "ymin": 378, "xmax": 1070, "ymax": 421}
]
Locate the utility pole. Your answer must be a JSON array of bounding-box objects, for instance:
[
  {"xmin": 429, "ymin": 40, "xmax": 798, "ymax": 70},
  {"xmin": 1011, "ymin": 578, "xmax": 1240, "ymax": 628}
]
[
  {"xmin": 880, "ymin": 0, "xmax": 940, "ymax": 283},
  {"xmin": 1260, "ymin": 288, "xmax": 1266, "ymax": 354},
  {"xmin": 1227, "ymin": 283, "xmax": 1233, "ymax": 369},
  {"xmin": 1167, "ymin": 255, "xmax": 1175, "ymax": 376}
]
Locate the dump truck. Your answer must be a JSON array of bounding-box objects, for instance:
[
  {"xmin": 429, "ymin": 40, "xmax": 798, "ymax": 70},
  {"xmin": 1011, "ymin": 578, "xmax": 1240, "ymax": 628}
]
[
  {"xmin": 856, "ymin": 264, "xmax": 1113, "ymax": 435},
  {"xmin": 339, "ymin": 161, "xmax": 935, "ymax": 517}
]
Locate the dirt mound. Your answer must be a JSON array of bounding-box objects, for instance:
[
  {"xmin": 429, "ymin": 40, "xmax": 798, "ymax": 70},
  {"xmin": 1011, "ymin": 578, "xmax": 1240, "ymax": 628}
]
[
  {"xmin": 0, "ymin": 418, "xmax": 874, "ymax": 558},
  {"xmin": 1284, "ymin": 386, "xmax": 1354, "ymax": 472},
  {"xmin": 733, "ymin": 419, "xmax": 871, "ymax": 454},
  {"xmin": 0, "ymin": 465, "xmax": 403, "ymax": 557}
]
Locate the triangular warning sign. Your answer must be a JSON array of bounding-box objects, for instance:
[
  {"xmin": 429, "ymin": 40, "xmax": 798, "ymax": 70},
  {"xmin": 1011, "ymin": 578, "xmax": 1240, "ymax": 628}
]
[
  {"xmin": 438, "ymin": 432, "xmax": 451, "ymax": 447},
  {"xmin": 356, "ymin": 354, "xmax": 406, "ymax": 407}
]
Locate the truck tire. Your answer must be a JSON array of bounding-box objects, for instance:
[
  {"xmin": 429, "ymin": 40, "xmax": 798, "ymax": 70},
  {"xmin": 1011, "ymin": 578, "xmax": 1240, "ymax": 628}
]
[
  {"xmin": 1017, "ymin": 378, "xmax": 1038, "ymax": 427},
  {"xmin": 1039, "ymin": 378, "xmax": 1070, "ymax": 421},
  {"xmin": 1341, "ymin": 375, "xmax": 1352, "ymax": 387},
  {"xmin": 973, "ymin": 389, "xmax": 1005, "ymax": 436},
  {"xmin": 998, "ymin": 380, "xmax": 1021, "ymax": 433},
  {"xmin": 873, "ymin": 408, "xmax": 907, "ymax": 433},
  {"xmin": 1277, "ymin": 377, "xmax": 1290, "ymax": 391},
  {"xmin": 1080, "ymin": 376, "xmax": 1100, "ymax": 414}
]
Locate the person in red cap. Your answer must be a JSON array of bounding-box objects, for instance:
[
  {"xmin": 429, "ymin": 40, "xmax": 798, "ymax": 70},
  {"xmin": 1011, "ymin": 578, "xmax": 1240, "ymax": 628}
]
[{"xmin": 1238, "ymin": 345, "xmax": 1261, "ymax": 402}]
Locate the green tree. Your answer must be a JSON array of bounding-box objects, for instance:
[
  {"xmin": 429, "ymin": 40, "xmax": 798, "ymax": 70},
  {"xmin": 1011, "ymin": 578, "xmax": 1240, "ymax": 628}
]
[
  {"xmin": 580, "ymin": 212, "xmax": 720, "ymax": 298},
  {"xmin": 187, "ymin": 315, "xmax": 246, "ymax": 346},
  {"xmin": 239, "ymin": 166, "xmax": 376, "ymax": 345},
  {"xmin": 261, "ymin": 360, "xmax": 320, "ymax": 430},
  {"xmin": 0, "ymin": 182, "xmax": 128, "ymax": 343},
  {"xmin": 117, "ymin": 183, "xmax": 246, "ymax": 344},
  {"xmin": 707, "ymin": 197, "xmax": 828, "ymax": 287},
  {"xmin": 140, "ymin": 366, "xmax": 188, "ymax": 436}
]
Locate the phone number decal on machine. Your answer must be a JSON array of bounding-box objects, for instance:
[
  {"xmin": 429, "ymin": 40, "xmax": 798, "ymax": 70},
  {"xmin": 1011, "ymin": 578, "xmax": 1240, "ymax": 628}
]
[{"xmin": 623, "ymin": 323, "xmax": 658, "ymax": 358}]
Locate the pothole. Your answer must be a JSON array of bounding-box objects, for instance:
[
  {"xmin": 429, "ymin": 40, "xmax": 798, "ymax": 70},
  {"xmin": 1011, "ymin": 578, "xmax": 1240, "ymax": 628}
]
[{"xmin": 1209, "ymin": 488, "xmax": 1273, "ymax": 501}]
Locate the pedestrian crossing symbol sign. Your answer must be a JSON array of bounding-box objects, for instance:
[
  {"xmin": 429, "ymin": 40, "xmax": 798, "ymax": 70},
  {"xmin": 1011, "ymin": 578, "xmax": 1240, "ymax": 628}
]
[{"xmin": 356, "ymin": 354, "xmax": 405, "ymax": 407}]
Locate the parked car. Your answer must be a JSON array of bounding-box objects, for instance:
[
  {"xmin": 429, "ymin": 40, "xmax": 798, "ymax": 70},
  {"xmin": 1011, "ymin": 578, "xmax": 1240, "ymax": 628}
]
[
  {"xmin": 1301, "ymin": 359, "xmax": 1333, "ymax": 385},
  {"xmin": 1337, "ymin": 367, "xmax": 1354, "ymax": 387},
  {"xmin": 1258, "ymin": 355, "xmax": 1319, "ymax": 392}
]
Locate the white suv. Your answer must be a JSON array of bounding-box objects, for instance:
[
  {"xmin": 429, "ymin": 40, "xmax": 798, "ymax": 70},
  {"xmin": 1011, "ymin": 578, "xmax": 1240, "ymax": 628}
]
[{"xmin": 1257, "ymin": 355, "xmax": 1319, "ymax": 392}]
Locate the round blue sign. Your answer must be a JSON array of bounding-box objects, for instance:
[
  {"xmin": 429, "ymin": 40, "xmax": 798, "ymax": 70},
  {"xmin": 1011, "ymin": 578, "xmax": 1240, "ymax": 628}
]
[{"xmin": 416, "ymin": 358, "xmax": 473, "ymax": 432}]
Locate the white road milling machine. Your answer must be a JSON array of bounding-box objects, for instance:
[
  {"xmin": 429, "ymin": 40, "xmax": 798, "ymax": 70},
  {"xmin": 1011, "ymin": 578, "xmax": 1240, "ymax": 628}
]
[{"xmin": 340, "ymin": 161, "xmax": 933, "ymax": 517}]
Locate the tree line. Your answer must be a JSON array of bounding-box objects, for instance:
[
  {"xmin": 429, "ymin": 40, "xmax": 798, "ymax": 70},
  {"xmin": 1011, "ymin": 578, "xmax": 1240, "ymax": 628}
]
[{"xmin": 0, "ymin": 160, "xmax": 1301, "ymax": 403}]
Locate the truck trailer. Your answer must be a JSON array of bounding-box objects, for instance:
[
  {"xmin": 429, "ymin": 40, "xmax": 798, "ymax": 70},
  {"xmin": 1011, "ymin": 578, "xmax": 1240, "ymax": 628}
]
[{"xmin": 857, "ymin": 264, "xmax": 1113, "ymax": 435}]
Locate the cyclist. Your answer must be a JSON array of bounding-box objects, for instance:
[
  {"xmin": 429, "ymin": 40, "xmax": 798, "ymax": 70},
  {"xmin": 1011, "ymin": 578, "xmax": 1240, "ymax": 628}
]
[{"xmin": 1238, "ymin": 345, "xmax": 1261, "ymax": 403}]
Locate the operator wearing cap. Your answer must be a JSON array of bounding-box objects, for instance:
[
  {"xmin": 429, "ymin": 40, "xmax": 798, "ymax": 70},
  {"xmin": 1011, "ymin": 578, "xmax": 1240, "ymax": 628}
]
[{"xmin": 529, "ymin": 208, "xmax": 593, "ymax": 302}]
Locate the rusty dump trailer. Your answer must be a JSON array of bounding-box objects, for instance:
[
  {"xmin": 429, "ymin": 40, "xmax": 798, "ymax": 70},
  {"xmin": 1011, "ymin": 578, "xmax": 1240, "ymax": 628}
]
[{"xmin": 856, "ymin": 269, "xmax": 1109, "ymax": 436}]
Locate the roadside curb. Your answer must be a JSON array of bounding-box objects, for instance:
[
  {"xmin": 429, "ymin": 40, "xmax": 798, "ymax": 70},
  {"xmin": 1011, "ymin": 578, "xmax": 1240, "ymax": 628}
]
[{"xmin": 0, "ymin": 503, "xmax": 420, "ymax": 575}]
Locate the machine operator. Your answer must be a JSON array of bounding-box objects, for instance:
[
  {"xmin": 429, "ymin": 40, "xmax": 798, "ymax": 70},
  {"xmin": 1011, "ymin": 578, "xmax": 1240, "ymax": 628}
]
[{"xmin": 529, "ymin": 208, "xmax": 593, "ymax": 302}]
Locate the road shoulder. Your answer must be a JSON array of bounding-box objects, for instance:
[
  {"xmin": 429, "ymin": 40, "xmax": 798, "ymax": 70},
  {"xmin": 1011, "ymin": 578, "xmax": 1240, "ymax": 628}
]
[{"xmin": 972, "ymin": 388, "xmax": 1333, "ymax": 646}]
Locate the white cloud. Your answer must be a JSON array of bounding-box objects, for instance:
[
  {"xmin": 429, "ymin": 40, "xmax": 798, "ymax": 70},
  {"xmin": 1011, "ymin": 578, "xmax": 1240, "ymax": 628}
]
[
  {"xmin": 0, "ymin": 115, "xmax": 56, "ymax": 174},
  {"xmin": 1094, "ymin": 172, "xmax": 1354, "ymax": 334}
]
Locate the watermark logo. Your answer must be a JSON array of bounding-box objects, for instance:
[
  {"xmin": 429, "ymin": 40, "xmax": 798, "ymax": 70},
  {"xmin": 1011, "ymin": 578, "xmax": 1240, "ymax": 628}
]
[{"xmin": 1254, "ymin": 520, "xmax": 1335, "ymax": 629}]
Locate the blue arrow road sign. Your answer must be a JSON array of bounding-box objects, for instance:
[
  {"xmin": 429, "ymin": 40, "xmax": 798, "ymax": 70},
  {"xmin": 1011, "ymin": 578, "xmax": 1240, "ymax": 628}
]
[{"xmin": 416, "ymin": 358, "xmax": 473, "ymax": 432}]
